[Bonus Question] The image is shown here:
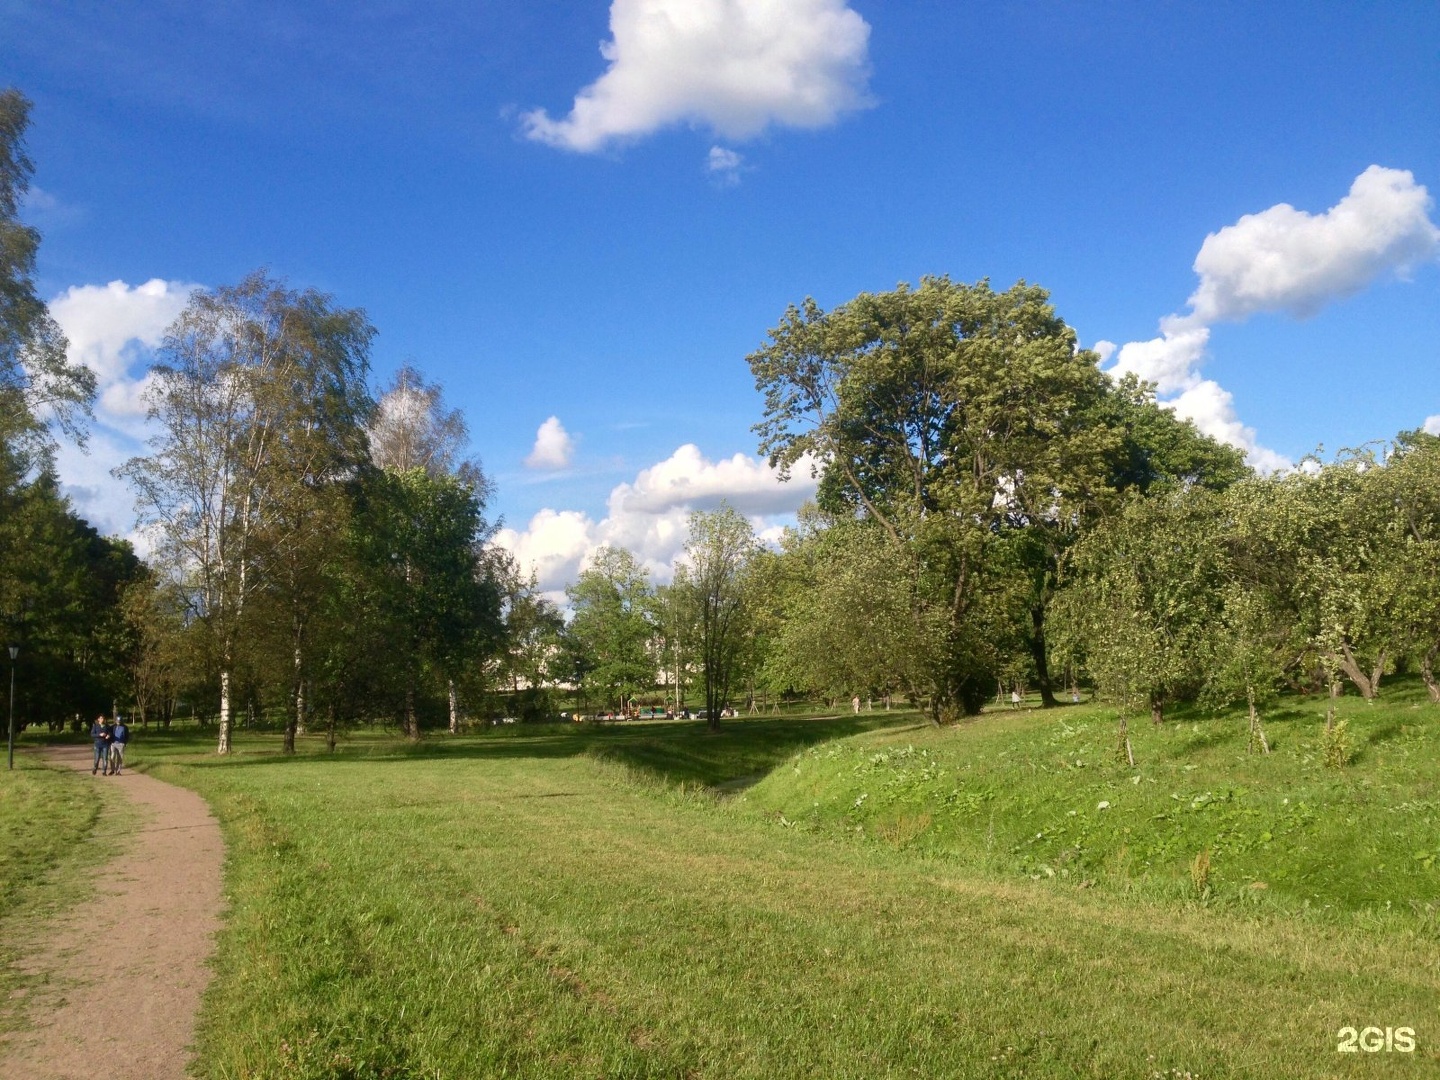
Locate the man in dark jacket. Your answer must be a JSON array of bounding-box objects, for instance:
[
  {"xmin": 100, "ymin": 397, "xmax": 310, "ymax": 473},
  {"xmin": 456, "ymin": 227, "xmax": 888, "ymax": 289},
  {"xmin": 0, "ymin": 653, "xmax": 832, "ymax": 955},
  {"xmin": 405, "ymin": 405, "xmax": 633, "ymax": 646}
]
[{"xmin": 90, "ymin": 716, "xmax": 110, "ymax": 775}]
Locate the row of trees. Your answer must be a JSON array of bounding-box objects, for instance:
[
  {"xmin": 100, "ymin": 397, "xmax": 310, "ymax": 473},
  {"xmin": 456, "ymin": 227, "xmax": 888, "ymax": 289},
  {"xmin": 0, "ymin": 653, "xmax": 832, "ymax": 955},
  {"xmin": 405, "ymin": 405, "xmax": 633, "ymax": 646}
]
[
  {"xmin": 1057, "ymin": 435, "xmax": 1440, "ymax": 760},
  {"xmin": 117, "ymin": 275, "xmax": 505, "ymax": 752},
  {"xmin": 6, "ymin": 85, "xmax": 1436, "ymax": 757}
]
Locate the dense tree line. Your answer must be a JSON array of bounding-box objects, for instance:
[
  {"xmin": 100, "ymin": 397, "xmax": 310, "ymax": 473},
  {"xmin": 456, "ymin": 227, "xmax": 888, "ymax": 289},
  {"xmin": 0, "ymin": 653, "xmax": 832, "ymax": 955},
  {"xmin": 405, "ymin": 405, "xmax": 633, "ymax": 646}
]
[{"xmin": 5, "ymin": 87, "xmax": 1437, "ymax": 757}]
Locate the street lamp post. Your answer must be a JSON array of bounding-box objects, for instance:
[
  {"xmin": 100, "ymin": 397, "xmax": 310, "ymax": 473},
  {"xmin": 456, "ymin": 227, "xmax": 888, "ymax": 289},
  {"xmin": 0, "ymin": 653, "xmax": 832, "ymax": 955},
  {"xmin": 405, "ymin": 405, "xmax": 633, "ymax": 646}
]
[{"xmin": 7, "ymin": 645, "xmax": 17, "ymax": 772}]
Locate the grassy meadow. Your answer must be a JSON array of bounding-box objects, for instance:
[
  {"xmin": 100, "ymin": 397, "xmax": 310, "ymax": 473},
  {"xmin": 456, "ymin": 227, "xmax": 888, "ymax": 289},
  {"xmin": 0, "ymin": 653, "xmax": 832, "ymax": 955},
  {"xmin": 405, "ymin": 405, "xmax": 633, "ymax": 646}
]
[{"xmin": 5, "ymin": 690, "xmax": 1439, "ymax": 1077}]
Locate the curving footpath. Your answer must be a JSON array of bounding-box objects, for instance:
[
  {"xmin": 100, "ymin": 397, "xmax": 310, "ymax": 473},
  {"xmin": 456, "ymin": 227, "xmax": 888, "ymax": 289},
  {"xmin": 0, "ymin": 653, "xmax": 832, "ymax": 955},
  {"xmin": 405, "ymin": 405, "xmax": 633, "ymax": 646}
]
[{"xmin": 0, "ymin": 745, "xmax": 223, "ymax": 1080}]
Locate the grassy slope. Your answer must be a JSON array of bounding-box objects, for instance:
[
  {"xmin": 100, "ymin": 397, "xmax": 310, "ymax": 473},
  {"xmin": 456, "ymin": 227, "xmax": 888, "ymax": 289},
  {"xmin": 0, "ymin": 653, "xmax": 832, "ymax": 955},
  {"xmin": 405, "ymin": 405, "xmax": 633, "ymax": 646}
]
[
  {"xmin": 745, "ymin": 681, "xmax": 1440, "ymax": 918},
  {"xmin": 121, "ymin": 702, "xmax": 1440, "ymax": 1080}
]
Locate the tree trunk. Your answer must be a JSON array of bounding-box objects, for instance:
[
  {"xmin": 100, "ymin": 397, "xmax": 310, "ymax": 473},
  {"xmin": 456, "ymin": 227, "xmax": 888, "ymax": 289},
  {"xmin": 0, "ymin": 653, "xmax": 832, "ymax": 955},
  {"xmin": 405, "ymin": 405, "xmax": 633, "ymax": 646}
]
[
  {"xmin": 448, "ymin": 679, "xmax": 459, "ymax": 734},
  {"xmin": 1117, "ymin": 713, "xmax": 1134, "ymax": 767},
  {"xmin": 1335, "ymin": 641, "xmax": 1383, "ymax": 700},
  {"xmin": 1422, "ymin": 647, "xmax": 1440, "ymax": 704},
  {"xmin": 404, "ymin": 684, "xmax": 419, "ymax": 741},
  {"xmin": 1029, "ymin": 605, "xmax": 1058, "ymax": 707},
  {"xmin": 1246, "ymin": 684, "xmax": 1270, "ymax": 754},
  {"xmin": 326, "ymin": 704, "xmax": 337, "ymax": 752},
  {"xmin": 284, "ymin": 643, "xmax": 303, "ymax": 755},
  {"xmin": 1150, "ymin": 692, "xmax": 1165, "ymax": 725},
  {"xmin": 217, "ymin": 668, "xmax": 233, "ymax": 754},
  {"xmin": 1325, "ymin": 677, "xmax": 1340, "ymax": 733}
]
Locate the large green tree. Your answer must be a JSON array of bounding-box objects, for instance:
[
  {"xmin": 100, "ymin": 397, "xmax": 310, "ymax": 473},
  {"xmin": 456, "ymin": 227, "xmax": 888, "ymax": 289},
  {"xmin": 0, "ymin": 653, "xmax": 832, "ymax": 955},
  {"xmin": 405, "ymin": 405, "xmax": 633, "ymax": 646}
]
[
  {"xmin": 750, "ymin": 277, "xmax": 1117, "ymax": 719},
  {"xmin": 348, "ymin": 466, "xmax": 501, "ymax": 739},
  {"xmin": 1386, "ymin": 430, "xmax": 1440, "ymax": 701}
]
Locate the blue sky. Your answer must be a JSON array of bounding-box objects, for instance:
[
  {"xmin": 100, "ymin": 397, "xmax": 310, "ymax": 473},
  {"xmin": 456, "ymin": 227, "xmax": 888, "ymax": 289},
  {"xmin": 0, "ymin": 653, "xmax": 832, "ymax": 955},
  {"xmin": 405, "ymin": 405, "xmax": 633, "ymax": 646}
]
[{"xmin": 5, "ymin": 0, "xmax": 1439, "ymax": 593}]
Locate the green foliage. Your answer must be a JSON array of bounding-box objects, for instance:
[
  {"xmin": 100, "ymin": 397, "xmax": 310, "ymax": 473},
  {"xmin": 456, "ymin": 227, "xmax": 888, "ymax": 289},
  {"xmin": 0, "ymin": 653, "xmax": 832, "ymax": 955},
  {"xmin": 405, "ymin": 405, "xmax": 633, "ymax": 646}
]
[
  {"xmin": 346, "ymin": 466, "xmax": 501, "ymax": 735},
  {"xmin": 681, "ymin": 504, "xmax": 757, "ymax": 730},
  {"xmin": 0, "ymin": 472, "xmax": 145, "ymax": 726},
  {"xmin": 749, "ymin": 277, "xmax": 1249, "ymax": 717},
  {"xmin": 565, "ymin": 546, "xmax": 654, "ymax": 713},
  {"xmin": 1321, "ymin": 717, "xmax": 1353, "ymax": 770},
  {"xmin": 1055, "ymin": 488, "xmax": 1229, "ymax": 727},
  {"xmin": 0, "ymin": 87, "xmax": 94, "ymax": 466}
]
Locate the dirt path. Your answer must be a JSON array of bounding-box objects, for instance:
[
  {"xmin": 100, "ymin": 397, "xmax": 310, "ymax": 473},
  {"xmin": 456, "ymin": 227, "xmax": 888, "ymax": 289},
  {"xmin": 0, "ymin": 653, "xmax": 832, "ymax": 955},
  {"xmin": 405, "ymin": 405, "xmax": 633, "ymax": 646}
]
[{"xmin": 0, "ymin": 745, "xmax": 224, "ymax": 1080}]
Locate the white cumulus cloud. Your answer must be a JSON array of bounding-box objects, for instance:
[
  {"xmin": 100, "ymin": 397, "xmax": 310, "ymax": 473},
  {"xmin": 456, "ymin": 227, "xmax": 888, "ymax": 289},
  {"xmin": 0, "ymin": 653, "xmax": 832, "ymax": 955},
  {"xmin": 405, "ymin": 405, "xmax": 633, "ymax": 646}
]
[
  {"xmin": 524, "ymin": 415, "xmax": 575, "ymax": 470},
  {"xmin": 1105, "ymin": 165, "xmax": 1440, "ymax": 471},
  {"xmin": 1183, "ymin": 165, "xmax": 1440, "ymax": 326},
  {"xmin": 707, "ymin": 145, "xmax": 744, "ymax": 185},
  {"xmin": 495, "ymin": 442, "xmax": 817, "ymax": 596},
  {"xmin": 47, "ymin": 278, "xmax": 198, "ymax": 533},
  {"xmin": 49, "ymin": 278, "xmax": 193, "ymax": 391},
  {"xmin": 1424, "ymin": 415, "xmax": 1440, "ymax": 436},
  {"xmin": 521, "ymin": 0, "xmax": 872, "ymax": 153}
]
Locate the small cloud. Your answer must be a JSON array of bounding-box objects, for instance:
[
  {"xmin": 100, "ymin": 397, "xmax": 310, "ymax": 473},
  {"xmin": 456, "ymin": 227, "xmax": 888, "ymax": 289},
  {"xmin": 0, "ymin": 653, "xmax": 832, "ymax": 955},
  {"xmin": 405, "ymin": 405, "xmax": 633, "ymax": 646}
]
[
  {"xmin": 20, "ymin": 185, "xmax": 85, "ymax": 228},
  {"xmin": 49, "ymin": 277, "xmax": 198, "ymax": 440},
  {"xmin": 1424, "ymin": 415, "xmax": 1440, "ymax": 436},
  {"xmin": 21, "ymin": 185, "xmax": 61, "ymax": 212},
  {"xmin": 707, "ymin": 145, "xmax": 744, "ymax": 185},
  {"xmin": 1091, "ymin": 340, "xmax": 1117, "ymax": 364},
  {"xmin": 521, "ymin": 0, "xmax": 873, "ymax": 153},
  {"xmin": 524, "ymin": 415, "xmax": 575, "ymax": 470}
]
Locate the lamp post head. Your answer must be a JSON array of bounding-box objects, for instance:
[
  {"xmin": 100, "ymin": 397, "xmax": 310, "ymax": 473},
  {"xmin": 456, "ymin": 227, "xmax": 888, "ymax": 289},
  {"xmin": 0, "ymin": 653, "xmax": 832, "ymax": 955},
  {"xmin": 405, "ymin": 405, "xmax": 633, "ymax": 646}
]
[{"xmin": 6, "ymin": 645, "xmax": 15, "ymax": 661}]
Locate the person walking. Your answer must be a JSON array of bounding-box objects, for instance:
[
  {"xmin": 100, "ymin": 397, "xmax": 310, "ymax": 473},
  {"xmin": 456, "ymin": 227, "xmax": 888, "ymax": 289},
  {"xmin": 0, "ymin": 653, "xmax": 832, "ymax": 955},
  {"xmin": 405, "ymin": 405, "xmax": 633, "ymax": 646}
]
[
  {"xmin": 108, "ymin": 716, "xmax": 130, "ymax": 775},
  {"xmin": 90, "ymin": 715, "xmax": 110, "ymax": 775}
]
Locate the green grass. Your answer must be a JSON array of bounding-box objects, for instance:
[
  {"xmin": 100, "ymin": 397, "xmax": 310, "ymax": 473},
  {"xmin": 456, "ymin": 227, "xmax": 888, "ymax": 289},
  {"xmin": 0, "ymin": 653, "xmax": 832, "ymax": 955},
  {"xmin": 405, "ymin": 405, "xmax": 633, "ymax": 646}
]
[
  {"xmin": 108, "ymin": 695, "xmax": 1440, "ymax": 1079},
  {"xmin": 746, "ymin": 680, "xmax": 1440, "ymax": 921},
  {"xmin": 0, "ymin": 751, "xmax": 132, "ymax": 1033}
]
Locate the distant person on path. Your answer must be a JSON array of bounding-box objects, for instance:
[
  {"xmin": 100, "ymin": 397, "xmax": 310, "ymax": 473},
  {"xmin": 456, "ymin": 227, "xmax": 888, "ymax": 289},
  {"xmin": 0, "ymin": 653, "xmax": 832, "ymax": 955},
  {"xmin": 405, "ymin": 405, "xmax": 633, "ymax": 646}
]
[
  {"xmin": 1010, "ymin": 688, "xmax": 1021, "ymax": 709},
  {"xmin": 852, "ymin": 695, "xmax": 860, "ymax": 715},
  {"xmin": 90, "ymin": 715, "xmax": 110, "ymax": 775},
  {"xmin": 108, "ymin": 717, "xmax": 130, "ymax": 775}
]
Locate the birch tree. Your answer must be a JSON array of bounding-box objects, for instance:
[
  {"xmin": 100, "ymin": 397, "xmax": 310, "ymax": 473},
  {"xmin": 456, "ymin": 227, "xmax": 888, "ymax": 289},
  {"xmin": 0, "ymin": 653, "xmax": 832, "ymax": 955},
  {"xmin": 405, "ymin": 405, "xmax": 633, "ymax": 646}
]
[{"xmin": 121, "ymin": 272, "xmax": 374, "ymax": 753}]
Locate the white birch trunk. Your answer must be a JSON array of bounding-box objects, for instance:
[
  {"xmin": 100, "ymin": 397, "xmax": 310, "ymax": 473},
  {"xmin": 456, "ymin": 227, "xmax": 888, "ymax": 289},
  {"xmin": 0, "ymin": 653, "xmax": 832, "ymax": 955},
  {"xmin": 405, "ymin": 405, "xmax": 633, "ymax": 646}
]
[{"xmin": 217, "ymin": 668, "xmax": 233, "ymax": 754}]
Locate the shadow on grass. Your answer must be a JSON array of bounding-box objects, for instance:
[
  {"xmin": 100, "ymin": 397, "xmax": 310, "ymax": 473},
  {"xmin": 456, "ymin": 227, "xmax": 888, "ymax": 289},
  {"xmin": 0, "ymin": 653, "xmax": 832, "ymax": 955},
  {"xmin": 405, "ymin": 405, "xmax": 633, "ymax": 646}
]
[{"xmin": 99, "ymin": 712, "xmax": 925, "ymax": 788}]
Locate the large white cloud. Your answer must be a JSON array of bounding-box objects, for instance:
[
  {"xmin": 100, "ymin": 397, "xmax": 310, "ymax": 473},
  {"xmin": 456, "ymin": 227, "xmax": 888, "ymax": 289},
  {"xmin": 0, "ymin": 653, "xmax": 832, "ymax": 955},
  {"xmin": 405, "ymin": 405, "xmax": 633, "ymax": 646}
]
[
  {"xmin": 524, "ymin": 415, "xmax": 575, "ymax": 470},
  {"xmin": 1184, "ymin": 166, "xmax": 1440, "ymax": 326},
  {"xmin": 495, "ymin": 442, "xmax": 817, "ymax": 596},
  {"xmin": 47, "ymin": 278, "xmax": 198, "ymax": 533},
  {"xmin": 521, "ymin": 0, "xmax": 872, "ymax": 153},
  {"xmin": 1105, "ymin": 166, "xmax": 1439, "ymax": 471}
]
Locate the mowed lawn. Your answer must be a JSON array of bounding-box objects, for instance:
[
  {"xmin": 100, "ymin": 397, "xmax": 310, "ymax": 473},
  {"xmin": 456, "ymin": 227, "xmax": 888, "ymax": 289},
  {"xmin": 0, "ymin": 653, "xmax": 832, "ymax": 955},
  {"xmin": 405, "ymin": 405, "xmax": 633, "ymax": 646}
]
[{"xmin": 109, "ymin": 708, "xmax": 1440, "ymax": 1080}]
